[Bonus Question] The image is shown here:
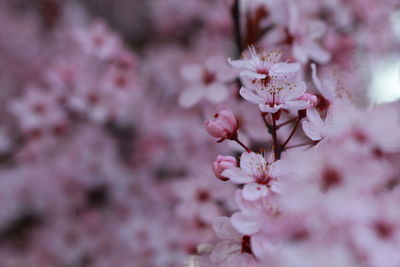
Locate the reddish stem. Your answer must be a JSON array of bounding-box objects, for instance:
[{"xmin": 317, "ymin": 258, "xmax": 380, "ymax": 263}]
[
  {"xmin": 281, "ymin": 117, "xmax": 301, "ymax": 149},
  {"xmin": 233, "ymin": 137, "xmax": 251, "ymax": 152},
  {"xmin": 276, "ymin": 117, "xmax": 297, "ymax": 129},
  {"xmin": 285, "ymin": 142, "xmax": 315, "ymax": 150},
  {"xmin": 271, "ymin": 115, "xmax": 281, "ymax": 160}
]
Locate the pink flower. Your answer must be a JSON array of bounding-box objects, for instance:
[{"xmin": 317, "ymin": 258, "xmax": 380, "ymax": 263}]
[
  {"xmin": 229, "ymin": 46, "xmax": 300, "ymax": 83},
  {"xmin": 239, "ymin": 78, "xmax": 309, "ymax": 114},
  {"xmin": 179, "ymin": 57, "xmax": 236, "ymax": 108},
  {"xmin": 287, "ymin": 5, "xmax": 331, "ymax": 64},
  {"xmin": 221, "ymin": 152, "xmax": 282, "ymax": 201},
  {"xmin": 210, "ymin": 217, "xmax": 260, "ymax": 266},
  {"xmin": 205, "ymin": 106, "xmax": 238, "ymax": 140},
  {"xmin": 213, "ymin": 155, "xmax": 237, "ymax": 181}
]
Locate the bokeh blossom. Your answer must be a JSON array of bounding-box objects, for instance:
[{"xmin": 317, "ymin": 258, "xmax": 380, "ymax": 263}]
[{"xmin": 0, "ymin": 0, "xmax": 399, "ymax": 266}]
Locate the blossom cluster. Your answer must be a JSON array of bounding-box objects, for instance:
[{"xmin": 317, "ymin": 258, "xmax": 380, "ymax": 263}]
[{"xmin": 0, "ymin": 0, "xmax": 399, "ymax": 267}]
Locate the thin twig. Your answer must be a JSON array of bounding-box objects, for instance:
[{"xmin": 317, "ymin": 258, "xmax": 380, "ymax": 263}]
[
  {"xmin": 281, "ymin": 117, "xmax": 301, "ymax": 149},
  {"xmin": 234, "ymin": 137, "xmax": 251, "ymax": 152},
  {"xmin": 271, "ymin": 115, "xmax": 281, "ymax": 160},
  {"xmin": 231, "ymin": 0, "xmax": 243, "ymax": 55},
  {"xmin": 285, "ymin": 142, "xmax": 314, "ymax": 150},
  {"xmin": 276, "ymin": 117, "xmax": 297, "ymax": 129}
]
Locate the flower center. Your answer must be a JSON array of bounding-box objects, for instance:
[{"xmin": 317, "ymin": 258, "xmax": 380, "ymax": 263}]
[
  {"xmin": 202, "ymin": 70, "xmax": 216, "ymax": 85},
  {"xmin": 257, "ymin": 69, "xmax": 272, "ymax": 86},
  {"xmin": 241, "ymin": 235, "xmax": 253, "ymax": 254},
  {"xmin": 197, "ymin": 190, "xmax": 210, "ymax": 202}
]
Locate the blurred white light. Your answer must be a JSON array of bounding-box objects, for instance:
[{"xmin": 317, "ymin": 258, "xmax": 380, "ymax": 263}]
[
  {"xmin": 391, "ymin": 9, "xmax": 400, "ymax": 40},
  {"xmin": 370, "ymin": 59, "xmax": 400, "ymax": 104}
]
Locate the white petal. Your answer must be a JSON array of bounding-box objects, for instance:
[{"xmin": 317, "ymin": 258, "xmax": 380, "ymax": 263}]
[
  {"xmin": 310, "ymin": 63, "xmax": 322, "ymax": 92},
  {"xmin": 231, "ymin": 211, "xmax": 262, "ymax": 235},
  {"xmin": 302, "ymin": 121, "xmax": 322, "ymax": 141},
  {"xmin": 251, "ymin": 234, "xmax": 276, "ymax": 261},
  {"xmin": 240, "ymin": 70, "xmax": 266, "ymax": 79},
  {"xmin": 213, "ymin": 217, "xmax": 241, "ymax": 241},
  {"xmin": 222, "ymin": 168, "xmax": 253, "ymax": 184},
  {"xmin": 225, "ymin": 253, "xmax": 258, "ymax": 267},
  {"xmin": 270, "ymin": 63, "xmax": 300, "ymax": 75},
  {"xmin": 271, "ymin": 181, "xmax": 284, "ymax": 194},
  {"xmin": 305, "ymin": 41, "xmax": 331, "ymax": 64},
  {"xmin": 228, "ymin": 58, "xmax": 252, "ymax": 70},
  {"xmin": 292, "ymin": 44, "xmax": 308, "ymax": 63},
  {"xmin": 280, "ymin": 100, "xmax": 309, "ymax": 111},
  {"xmin": 205, "ymin": 83, "xmax": 229, "ymax": 103},
  {"xmin": 210, "ymin": 240, "xmax": 241, "ymax": 264},
  {"xmin": 306, "ymin": 108, "xmax": 324, "ymax": 126},
  {"xmin": 178, "ymin": 87, "xmax": 204, "ymax": 108},
  {"xmin": 239, "ymin": 87, "xmax": 264, "ymax": 104},
  {"xmin": 180, "ymin": 65, "xmax": 203, "ymax": 82},
  {"xmin": 199, "ymin": 203, "xmax": 221, "ymax": 222},
  {"xmin": 308, "ymin": 19, "xmax": 327, "ymax": 40},
  {"xmin": 240, "ymin": 152, "xmax": 266, "ymax": 176},
  {"xmin": 242, "ymin": 183, "xmax": 269, "ymax": 201},
  {"xmin": 259, "ymin": 103, "xmax": 280, "ymax": 113}
]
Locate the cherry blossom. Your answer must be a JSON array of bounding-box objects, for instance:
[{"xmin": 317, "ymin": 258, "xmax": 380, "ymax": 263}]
[
  {"xmin": 210, "ymin": 217, "xmax": 260, "ymax": 267},
  {"xmin": 179, "ymin": 57, "xmax": 235, "ymax": 108},
  {"xmin": 240, "ymin": 77, "xmax": 308, "ymax": 113},
  {"xmin": 229, "ymin": 46, "xmax": 300, "ymax": 84},
  {"xmin": 222, "ymin": 152, "xmax": 282, "ymax": 201}
]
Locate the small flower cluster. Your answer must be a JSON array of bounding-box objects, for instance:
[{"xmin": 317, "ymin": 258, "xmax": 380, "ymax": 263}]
[{"xmin": 196, "ymin": 49, "xmax": 400, "ymax": 267}]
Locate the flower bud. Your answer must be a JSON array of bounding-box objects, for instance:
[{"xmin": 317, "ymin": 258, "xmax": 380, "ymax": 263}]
[
  {"xmin": 299, "ymin": 93, "xmax": 318, "ymax": 107},
  {"xmin": 213, "ymin": 155, "xmax": 237, "ymax": 181},
  {"xmin": 205, "ymin": 106, "xmax": 238, "ymax": 140}
]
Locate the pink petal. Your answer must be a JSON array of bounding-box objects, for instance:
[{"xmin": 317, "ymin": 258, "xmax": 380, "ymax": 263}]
[
  {"xmin": 302, "ymin": 121, "xmax": 322, "ymax": 141},
  {"xmin": 259, "ymin": 103, "xmax": 280, "ymax": 113},
  {"xmin": 270, "ymin": 62, "xmax": 300, "ymax": 75},
  {"xmin": 210, "ymin": 240, "xmax": 241, "ymax": 264},
  {"xmin": 239, "ymin": 152, "xmax": 266, "ymax": 176},
  {"xmin": 213, "ymin": 217, "xmax": 242, "ymax": 241},
  {"xmin": 240, "ymin": 70, "xmax": 267, "ymax": 79},
  {"xmin": 228, "ymin": 58, "xmax": 253, "ymax": 70},
  {"xmin": 251, "ymin": 234, "xmax": 276, "ymax": 262},
  {"xmin": 178, "ymin": 87, "xmax": 204, "ymax": 108},
  {"xmin": 305, "ymin": 41, "xmax": 331, "ymax": 64},
  {"xmin": 307, "ymin": 107, "xmax": 324, "ymax": 126},
  {"xmin": 205, "ymin": 83, "xmax": 229, "ymax": 103},
  {"xmin": 280, "ymin": 100, "xmax": 309, "ymax": 111},
  {"xmin": 222, "ymin": 168, "xmax": 253, "ymax": 184},
  {"xmin": 310, "ymin": 63, "xmax": 323, "ymax": 92},
  {"xmin": 180, "ymin": 64, "xmax": 203, "ymax": 82},
  {"xmin": 242, "ymin": 183, "xmax": 269, "ymax": 201},
  {"xmin": 239, "ymin": 87, "xmax": 264, "ymax": 104},
  {"xmin": 231, "ymin": 211, "xmax": 262, "ymax": 235}
]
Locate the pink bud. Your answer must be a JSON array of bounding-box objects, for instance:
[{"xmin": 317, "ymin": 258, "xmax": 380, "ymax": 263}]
[
  {"xmin": 299, "ymin": 93, "xmax": 318, "ymax": 107},
  {"xmin": 213, "ymin": 155, "xmax": 237, "ymax": 181},
  {"xmin": 205, "ymin": 106, "xmax": 238, "ymax": 139}
]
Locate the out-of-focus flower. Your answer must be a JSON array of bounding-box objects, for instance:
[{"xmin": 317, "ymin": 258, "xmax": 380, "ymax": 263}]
[
  {"xmin": 287, "ymin": 4, "xmax": 331, "ymax": 64},
  {"xmin": 210, "ymin": 217, "xmax": 259, "ymax": 266},
  {"xmin": 179, "ymin": 57, "xmax": 235, "ymax": 108}
]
